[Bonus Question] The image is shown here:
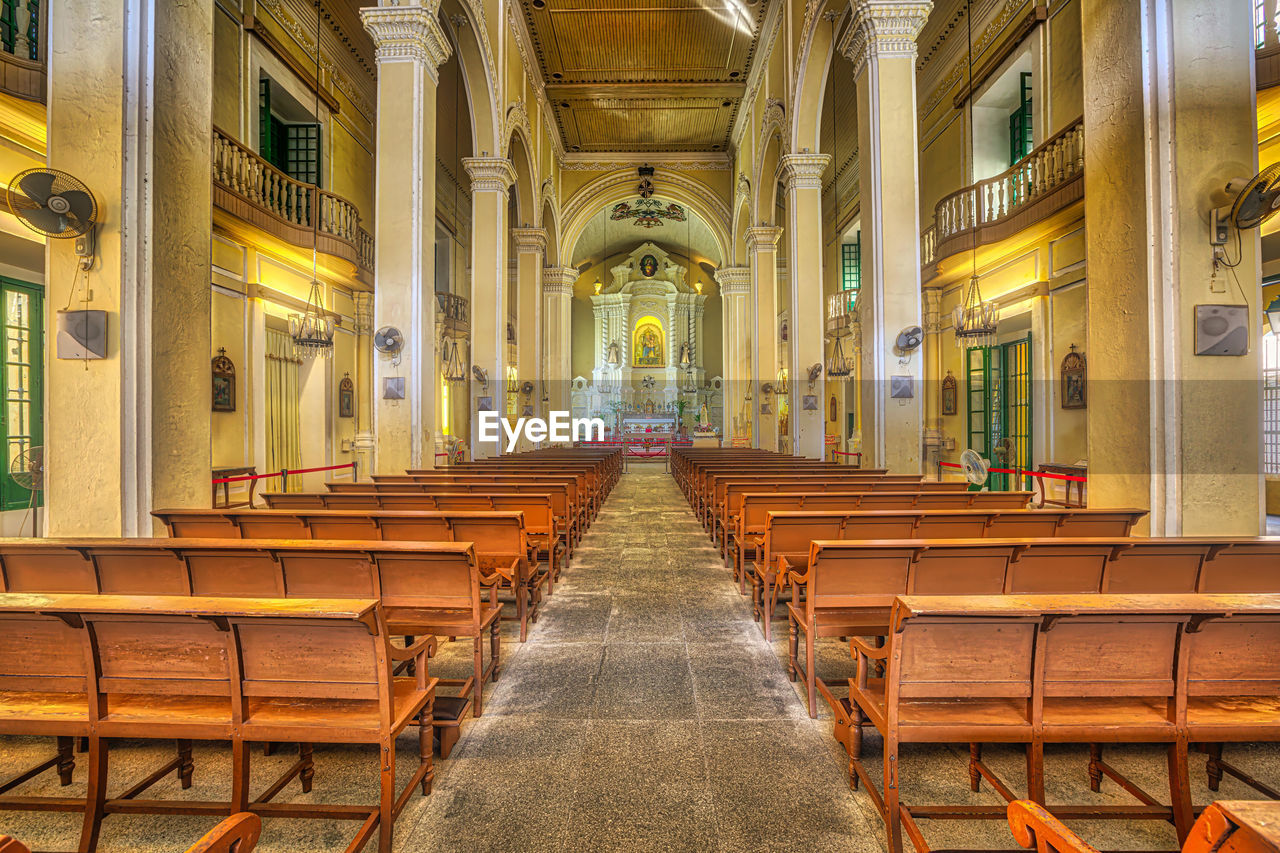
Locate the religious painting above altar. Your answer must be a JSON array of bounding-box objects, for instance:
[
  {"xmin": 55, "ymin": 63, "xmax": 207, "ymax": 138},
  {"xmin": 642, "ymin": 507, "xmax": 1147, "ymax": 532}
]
[{"xmin": 633, "ymin": 318, "xmax": 665, "ymax": 367}]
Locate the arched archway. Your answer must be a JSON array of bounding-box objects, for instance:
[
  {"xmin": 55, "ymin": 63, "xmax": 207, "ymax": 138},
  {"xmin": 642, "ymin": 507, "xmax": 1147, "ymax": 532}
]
[{"xmin": 441, "ymin": 0, "xmax": 501, "ymax": 157}]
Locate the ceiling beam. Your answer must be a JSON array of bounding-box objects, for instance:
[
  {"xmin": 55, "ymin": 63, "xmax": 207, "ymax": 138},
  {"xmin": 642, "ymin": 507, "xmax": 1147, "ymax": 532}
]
[{"xmin": 546, "ymin": 82, "xmax": 747, "ymax": 101}]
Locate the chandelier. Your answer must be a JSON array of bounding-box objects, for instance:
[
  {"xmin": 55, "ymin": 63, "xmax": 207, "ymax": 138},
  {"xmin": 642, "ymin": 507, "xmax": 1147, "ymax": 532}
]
[
  {"xmin": 442, "ymin": 337, "xmax": 467, "ymax": 382},
  {"xmin": 290, "ymin": 278, "xmax": 335, "ymax": 357},
  {"xmin": 952, "ymin": 274, "xmax": 999, "ymax": 348}
]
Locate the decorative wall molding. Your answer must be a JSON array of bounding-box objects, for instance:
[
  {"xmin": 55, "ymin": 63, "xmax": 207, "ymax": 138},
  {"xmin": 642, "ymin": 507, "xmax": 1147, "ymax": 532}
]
[
  {"xmin": 918, "ymin": 0, "xmax": 1025, "ymax": 118},
  {"xmin": 542, "ymin": 266, "xmax": 578, "ymax": 296},
  {"xmin": 714, "ymin": 265, "xmax": 752, "ymax": 296},
  {"xmin": 558, "ymin": 157, "xmax": 732, "ymax": 172},
  {"xmin": 262, "ymin": 0, "xmax": 377, "ymax": 118},
  {"xmin": 839, "ymin": 1, "xmax": 932, "ymax": 78},
  {"xmin": 511, "ymin": 227, "xmax": 549, "ymax": 254},
  {"xmin": 361, "ymin": 4, "xmax": 451, "ymax": 80},
  {"xmin": 780, "ymin": 152, "xmax": 832, "ymax": 192},
  {"xmin": 745, "ymin": 225, "xmax": 783, "ymax": 255},
  {"xmin": 730, "ymin": 0, "xmax": 786, "ymax": 151},
  {"xmin": 462, "ymin": 156, "xmax": 517, "ymax": 195}
]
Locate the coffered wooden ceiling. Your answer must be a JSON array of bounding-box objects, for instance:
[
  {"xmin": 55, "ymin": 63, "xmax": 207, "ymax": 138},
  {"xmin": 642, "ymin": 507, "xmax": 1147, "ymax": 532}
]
[{"xmin": 519, "ymin": 0, "xmax": 772, "ymax": 153}]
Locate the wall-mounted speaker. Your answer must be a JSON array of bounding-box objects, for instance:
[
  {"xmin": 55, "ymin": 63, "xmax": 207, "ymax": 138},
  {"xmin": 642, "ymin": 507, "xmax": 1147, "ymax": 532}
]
[
  {"xmin": 1194, "ymin": 304, "xmax": 1248, "ymax": 356},
  {"xmin": 56, "ymin": 309, "xmax": 107, "ymax": 359}
]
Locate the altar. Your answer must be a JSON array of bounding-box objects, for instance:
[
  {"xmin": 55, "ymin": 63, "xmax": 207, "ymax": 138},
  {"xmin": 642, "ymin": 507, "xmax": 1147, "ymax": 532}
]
[{"xmin": 622, "ymin": 415, "xmax": 677, "ymax": 436}]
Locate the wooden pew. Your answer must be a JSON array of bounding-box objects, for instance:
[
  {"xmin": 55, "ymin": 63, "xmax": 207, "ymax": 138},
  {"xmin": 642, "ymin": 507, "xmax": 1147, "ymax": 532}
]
[
  {"xmin": 1008, "ymin": 798, "xmax": 1280, "ymax": 853},
  {"xmin": 257, "ymin": 491, "xmax": 566, "ymax": 576},
  {"xmin": 848, "ymin": 593, "xmax": 1280, "ymax": 853},
  {"xmin": 728, "ymin": 490, "xmax": 1037, "ymax": 588},
  {"xmin": 0, "ymin": 592, "xmax": 435, "ymax": 853},
  {"xmin": 695, "ymin": 467, "xmax": 899, "ymax": 530},
  {"xmin": 788, "ymin": 536, "xmax": 1280, "ymax": 720},
  {"xmin": 0, "ymin": 539, "xmax": 499, "ymax": 736},
  {"xmin": 718, "ymin": 481, "xmax": 1022, "ymax": 561},
  {"xmin": 0, "ymin": 811, "xmax": 263, "ymax": 853},
  {"xmin": 152, "ymin": 508, "xmax": 547, "ymax": 640},
  {"xmin": 749, "ymin": 507, "xmax": 1146, "ymax": 639}
]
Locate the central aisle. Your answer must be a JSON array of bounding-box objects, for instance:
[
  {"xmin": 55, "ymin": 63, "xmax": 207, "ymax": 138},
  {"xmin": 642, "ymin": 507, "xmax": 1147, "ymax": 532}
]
[{"xmin": 404, "ymin": 463, "xmax": 878, "ymax": 851}]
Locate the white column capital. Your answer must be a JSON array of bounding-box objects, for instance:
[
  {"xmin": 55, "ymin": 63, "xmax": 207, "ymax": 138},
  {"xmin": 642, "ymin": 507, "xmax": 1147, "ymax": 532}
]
[
  {"xmin": 542, "ymin": 265, "xmax": 578, "ymax": 296},
  {"xmin": 780, "ymin": 153, "xmax": 832, "ymax": 193},
  {"xmin": 922, "ymin": 287, "xmax": 943, "ymax": 334},
  {"xmin": 463, "ymin": 156, "xmax": 517, "ymax": 196},
  {"xmin": 362, "ymin": 4, "xmax": 452, "ymax": 78},
  {"xmin": 714, "ymin": 265, "xmax": 752, "ymax": 296},
  {"xmin": 511, "ymin": 227, "xmax": 549, "ymax": 254},
  {"xmin": 745, "ymin": 226, "xmax": 783, "ymax": 256},
  {"xmin": 839, "ymin": 1, "xmax": 932, "ymax": 77}
]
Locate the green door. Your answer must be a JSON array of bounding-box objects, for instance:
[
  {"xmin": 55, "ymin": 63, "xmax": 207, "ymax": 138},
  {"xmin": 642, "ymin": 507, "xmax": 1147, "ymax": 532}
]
[
  {"xmin": 965, "ymin": 335, "xmax": 1031, "ymax": 491},
  {"xmin": 0, "ymin": 278, "xmax": 42, "ymax": 510}
]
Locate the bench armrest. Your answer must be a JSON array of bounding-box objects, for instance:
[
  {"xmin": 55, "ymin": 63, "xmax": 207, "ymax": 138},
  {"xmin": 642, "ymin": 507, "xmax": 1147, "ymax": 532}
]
[
  {"xmin": 1007, "ymin": 800, "xmax": 1098, "ymax": 853},
  {"xmin": 849, "ymin": 637, "xmax": 889, "ymax": 661},
  {"xmin": 391, "ymin": 635, "xmax": 437, "ymax": 662}
]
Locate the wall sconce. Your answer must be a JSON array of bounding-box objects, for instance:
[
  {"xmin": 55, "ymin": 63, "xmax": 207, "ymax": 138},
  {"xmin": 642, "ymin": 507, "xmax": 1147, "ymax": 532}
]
[{"xmin": 594, "ymin": 279, "xmax": 603, "ymax": 295}]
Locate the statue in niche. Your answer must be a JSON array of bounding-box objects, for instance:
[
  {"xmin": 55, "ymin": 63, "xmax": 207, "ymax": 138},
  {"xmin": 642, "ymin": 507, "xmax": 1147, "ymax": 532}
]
[{"xmin": 605, "ymin": 341, "xmax": 620, "ymax": 367}]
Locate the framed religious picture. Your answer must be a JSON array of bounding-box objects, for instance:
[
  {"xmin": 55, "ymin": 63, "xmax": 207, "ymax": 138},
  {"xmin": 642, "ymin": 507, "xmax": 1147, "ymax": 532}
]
[
  {"xmin": 1061, "ymin": 346, "xmax": 1087, "ymax": 409},
  {"xmin": 829, "ymin": 395, "xmax": 837, "ymax": 422},
  {"xmin": 941, "ymin": 371, "xmax": 957, "ymax": 416},
  {"xmin": 212, "ymin": 348, "xmax": 235, "ymax": 413},
  {"xmin": 338, "ymin": 373, "xmax": 354, "ymax": 418}
]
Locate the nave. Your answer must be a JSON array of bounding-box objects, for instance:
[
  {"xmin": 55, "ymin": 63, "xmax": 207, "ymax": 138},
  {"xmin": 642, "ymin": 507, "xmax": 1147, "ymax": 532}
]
[{"xmin": 4, "ymin": 457, "xmax": 1278, "ymax": 853}]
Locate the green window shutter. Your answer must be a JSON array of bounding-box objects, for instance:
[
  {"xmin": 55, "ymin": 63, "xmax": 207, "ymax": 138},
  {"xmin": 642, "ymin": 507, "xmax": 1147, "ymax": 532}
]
[
  {"xmin": 258, "ymin": 79, "xmax": 275, "ymax": 163},
  {"xmin": 0, "ymin": 277, "xmax": 42, "ymax": 512},
  {"xmin": 1008, "ymin": 72, "xmax": 1034, "ymax": 166},
  {"xmin": 284, "ymin": 123, "xmax": 320, "ymax": 186},
  {"xmin": 841, "ymin": 235, "xmax": 860, "ymax": 311},
  {"xmin": 1, "ymin": 0, "xmax": 16, "ymax": 54}
]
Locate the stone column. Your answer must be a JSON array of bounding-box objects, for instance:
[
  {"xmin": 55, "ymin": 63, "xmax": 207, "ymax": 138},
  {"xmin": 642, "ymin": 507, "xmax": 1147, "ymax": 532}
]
[
  {"xmin": 747, "ymin": 226, "xmax": 783, "ymax": 451},
  {"xmin": 511, "ymin": 227, "xmax": 546, "ymax": 447},
  {"xmin": 921, "ymin": 287, "xmax": 943, "ymax": 477},
  {"xmin": 542, "ymin": 266, "xmax": 577, "ymax": 420},
  {"xmin": 464, "ymin": 157, "xmax": 517, "ymax": 458},
  {"xmin": 1083, "ymin": 0, "xmax": 1260, "ymax": 535},
  {"xmin": 781, "ymin": 152, "xmax": 833, "ymax": 459},
  {"xmin": 352, "ymin": 291, "xmax": 375, "ymax": 478},
  {"xmin": 716, "ymin": 266, "xmax": 752, "ymax": 441},
  {"xmin": 840, "ymin": 0, "xmax": 930, "ymax": 475},
  {"xmin": 362, "ymin": 4, "xmax": 450, "ymax": 472},
  {"xmin": 45, "ymin": 0, "xmax": 213, "ymax": 535}
]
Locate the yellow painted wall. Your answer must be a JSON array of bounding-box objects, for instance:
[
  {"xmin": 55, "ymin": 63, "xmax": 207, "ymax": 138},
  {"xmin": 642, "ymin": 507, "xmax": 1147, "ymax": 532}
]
[
  {"xmin": 211, "ymin": 289, "xmax": 249, "ymax": 467},
  {"xmin": 1047, "ymin": 0, "xmax": 1084, "ymax": 133}
]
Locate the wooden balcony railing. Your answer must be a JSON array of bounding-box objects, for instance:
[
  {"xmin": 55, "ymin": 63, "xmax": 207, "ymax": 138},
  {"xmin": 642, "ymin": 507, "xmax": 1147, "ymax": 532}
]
[
  {"xmin": 436, "ymin": 292, "xmax": 469, "ymax": 335},
  {"xmin": 212, "ymin": 127, "xmax": 374, "ymax": 275},
  {"xmin": 921, "ymin": 118, "xmax": 1084, "ymax": 270},
  {"xmin": 0, "ymin": 1, "xmax": 46, "ymax": 103}
]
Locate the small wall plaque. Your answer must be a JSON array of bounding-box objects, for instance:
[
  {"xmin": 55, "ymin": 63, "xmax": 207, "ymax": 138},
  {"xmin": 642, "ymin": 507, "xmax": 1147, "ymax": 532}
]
[
  {"xmin": 212, "ymin": 348, "xmax": 235, "ymax": 412},
  {"xmin": 383, "ymin": 377, "xmax": 405, "ymax": 400},
  {"xmin": 339, "ymin": 373, "xmax": 354, "ymax": 418}
]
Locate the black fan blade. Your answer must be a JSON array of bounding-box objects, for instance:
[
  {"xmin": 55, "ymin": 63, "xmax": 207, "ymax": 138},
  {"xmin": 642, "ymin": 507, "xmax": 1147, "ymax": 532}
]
[
  {"xmin": 19, "ymin": 206, "xmax": 66, "ymax": 235},
  {"xmin": 17, "ymin": 172, "xmax": 56, "ymax": 206},
  {"xmin": 59, "ymin": 190, "xmax": 95, "ymax": 230}
]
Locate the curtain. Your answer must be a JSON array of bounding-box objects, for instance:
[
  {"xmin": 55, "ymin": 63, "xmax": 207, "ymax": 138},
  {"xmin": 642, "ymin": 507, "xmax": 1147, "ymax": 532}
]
[{"xmin": 265, "ymin": 330, "xmax": 302, "ymax": 492}]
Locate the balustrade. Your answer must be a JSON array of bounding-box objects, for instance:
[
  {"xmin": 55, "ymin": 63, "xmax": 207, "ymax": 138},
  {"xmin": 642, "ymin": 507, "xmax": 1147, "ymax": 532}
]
[
  {"xmin": 921, "ymin": 119, "xmax": 1084, "ymax": 269},
  {"xmin": 212, "ymin": 127, "xmax": 374, "ymax": 273},
  {"xmin": 0, "ymin": 0, "xmax": 45, "ymax": 102}
]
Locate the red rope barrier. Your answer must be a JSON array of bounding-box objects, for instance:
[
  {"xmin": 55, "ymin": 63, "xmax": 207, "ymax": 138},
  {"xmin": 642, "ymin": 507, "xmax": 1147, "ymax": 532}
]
[
  {"xmin": 290, "ymin": 463, "xmax": 357, "ymax": 476},
  {"xmin": 211, "ymin": 471, "xmax": 282, "ymax": 485},
  {"xmin": 938, "ymin": 461, "xmax": 1087, "ymax": 483},
  {"xmin": 211, "ymin": 462, "xmax": 355, "ymax": 485}
]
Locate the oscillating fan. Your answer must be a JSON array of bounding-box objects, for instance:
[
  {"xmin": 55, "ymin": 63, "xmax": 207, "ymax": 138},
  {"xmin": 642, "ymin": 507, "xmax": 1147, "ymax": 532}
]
[
  {"xmin": 959, "ymin": 448, "xmax": 989, "ymax": 490},
  {"xmin": 10, "ymin": 445, "xmax": 43, "ymax": 537},
  {"xmin": 373, "ymin": 326, "xmax": 403, "ymax": 355},
  {"xmin": 5, "ymin": 169, "xmax": 99, "ymax": 268}
]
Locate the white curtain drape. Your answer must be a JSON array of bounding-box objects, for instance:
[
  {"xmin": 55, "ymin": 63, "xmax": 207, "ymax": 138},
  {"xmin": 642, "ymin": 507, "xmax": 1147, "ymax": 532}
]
[{"xmin": 265, "ymin": 330, "xmax": 302, "ymax": 491}]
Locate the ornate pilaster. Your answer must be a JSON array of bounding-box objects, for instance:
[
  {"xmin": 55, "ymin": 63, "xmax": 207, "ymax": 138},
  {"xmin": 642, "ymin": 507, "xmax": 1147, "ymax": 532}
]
[
  {"xmin": 780, "ymin": 152, "xmax": 832, "ymax": 193},
  {"xmin": 465, "ymin": 156, "xmax": 516, "ymax": 457},
  {"xmin": 714, "ymin": 265, "xmax": 751, "ymax": 297},
  {"xmin": 463, "ymin": 157, "xmax": 517, "ymax": 196},
  {"xmin": 362, "ymin": 3, "xmax": 451, "ymax": 81},
  {"xmin": 542, "ymin": 266, "xmax": 578, "ymax": 297},
  {"xmin": 922, "ymin": 287, "xmax": 943, "ymax": 335},
  {"xmin": 716, "ymin": 265, "xmax": 753, "ymax": 443},
  {"xmin": 745, "ymin": 226, "xmax": 783, "ymax": 256},
  {"xmin": 511, "ymin": 227, "xmax": 549, "ymax": 255},
  {"xmin": 840, "ymin": 0, "xmax": 929, "ymax": 473},
  {"xmin": 838, "ymin": 1, "xmax": 932, "ymax": 77},
  {"xmin": 745, "ymin": 227, "xmax": 783, "ymax": 450}
]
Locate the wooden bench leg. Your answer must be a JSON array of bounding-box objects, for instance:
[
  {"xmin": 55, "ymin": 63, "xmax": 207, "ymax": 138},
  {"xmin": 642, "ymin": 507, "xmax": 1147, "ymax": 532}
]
[
  {"xmin": 378, "ymin": 739, "xmax": 395, "ymax": 853},
  {"xmin": 1025, "ymin": 742, "xmax": 1045, "ymax": 804},
  {"xmin": 473, "ymin": 637, "xmax": 486, "ymax": 718},
  {"xmin": 490, "ymin": 619, "xmax": 501, "ymax": 684},
  {"xmin": 77, "ymin": 737, "xmax": 106, "ymax": 853},
  {"xmin": 805, "ymin": 624, "xmax": 818, "ymax": 719},
  {"xmin": 1205, "ymin": 742, "xmax": 1224, "ymax": 791},
  {"xmin": 884, "ymin": 739, "xmax": 904, "ymax": 853},
  {"xmin": 418, "ymin": 705, "xmax": 434, "ymax": 796},
  {"xmin": 300, "ymin": 743, "xmax": 314, "ymax": 794},
  {"xmin": 1087, "ymin": 743, "xmax": 1103, "ymax": 792},
  {"xmin": 177, "ymin": 739, "xmax": 194, "ymax": 789},
  {"xmin": 969, "ymin": 744, "xmax": 983, "ymax": 792},
  {"xmin": 787, "ymin": 616, "xmax": 799, "ymax": 683},
  {"xmin": 56, "ymin": 736, "xmax": 75, "ymax": 786},
  {"xmin": 1168, "ymin": 738, "xmax": 1194, "ymax": 845},
  {"xmin": 231, "ymin": 738, "xmax": 250, "ymax": 814}
]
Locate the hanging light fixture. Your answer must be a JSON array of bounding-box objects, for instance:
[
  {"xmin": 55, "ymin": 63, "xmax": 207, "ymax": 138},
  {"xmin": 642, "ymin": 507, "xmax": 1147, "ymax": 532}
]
[
  {"xmin": 442, "ymin": 338, "xmax": 467, "ymax": 382},
  {"xmin": 290, "ymin": 0, "xmax": 334, "ymax": 358},
  {"xmin": 440, "ymin": 17, "xmax": 469, "ymax": 385},
  {"xmin": 952, "ymin": 0, "xmax": 998, "ymax": 349}
]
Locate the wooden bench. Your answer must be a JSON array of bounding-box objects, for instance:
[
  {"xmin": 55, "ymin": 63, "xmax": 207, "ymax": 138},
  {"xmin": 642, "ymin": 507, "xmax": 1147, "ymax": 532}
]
[
  {"xmin": 0, "ymin": 811, "xmax": 263, "ymax": 853},
  {"xmin": 750, "ymin": 507, "xmax": 1146, "ymax": 639},
  {"xmin": 256, "ymin": 490, "xmax": 566, "ymax": 574},
  {"xmin": 788, "ymin": 536, "xmax": 1280, "ymax": 720},
  {"xmin": 0, "ymin": 592, "xmax": 435, "ymax": 853},
  {"xmin": 1007, "ymin": 798, "xmax": 1280, "ymax": 853},
  {"xmin": 0, "ymin": 538, "xmax": 499, "ymax": 741},
  {"xmin": 696, "ymin": 468, "xmax": 901, "ymax": 531},
  {"xmin": 152, "ymin": 508, "xmax": 548, "ymax": 640},
  {"xmin": 728, "ymin": 490, "xmax": 1037, "ymax": 589},
  {"xmin": 848, "ymin": 593, "xmax": 1280, "ymax": 853},
  {"xmin": 720, "ymin": 483, "xmax": 1027, "ymax": 564}
]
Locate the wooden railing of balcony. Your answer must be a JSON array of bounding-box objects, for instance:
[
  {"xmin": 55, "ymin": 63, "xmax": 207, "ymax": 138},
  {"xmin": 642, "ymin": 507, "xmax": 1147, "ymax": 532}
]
[
  {"xmin": 0, "ymin": 0, "xmax": 45, "ymax": 103},
  {"xmin": 212, "ymin": 127, "xmax": 374, "ymax": 274},
  {"xmin": 921, "ymin": 117, "xmax": 1084, "ymax": 270}
]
